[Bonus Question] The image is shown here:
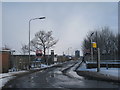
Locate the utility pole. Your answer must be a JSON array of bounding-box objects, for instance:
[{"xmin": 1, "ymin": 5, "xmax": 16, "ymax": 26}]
[
  {"xmin": 96, "ymin": 31, "xmax": 100, "ymax": 72},
  {"xmin": 97, "ymin": 48, "xmax": 100, "ymax": 72}
]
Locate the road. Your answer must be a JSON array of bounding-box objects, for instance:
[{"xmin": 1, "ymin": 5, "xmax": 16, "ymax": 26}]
[{"xmin": 3, "ymin": 60, "xmax": 119, "ymax": 89}]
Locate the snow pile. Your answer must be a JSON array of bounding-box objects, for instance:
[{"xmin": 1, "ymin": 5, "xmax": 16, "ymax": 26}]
[
  {"xmin": 41, "ymin": 64, "xmax": 49, "ymax": 68},
  {"xmin": 67, "ymin": 61, "xmax": 84, "ymax": 80},
  {"xmin": 0, "ymin": 70, "xmax": 27, "ymax": 79}
]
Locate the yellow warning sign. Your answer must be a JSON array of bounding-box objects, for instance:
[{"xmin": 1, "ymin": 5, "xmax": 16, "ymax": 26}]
[{"xmin": 92, "ymin": 42, "xmax": 97, "ymax": 48}]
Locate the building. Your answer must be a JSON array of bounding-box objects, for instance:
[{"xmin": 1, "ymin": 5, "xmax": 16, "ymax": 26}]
[
  {"xmin": 0, "ymin": 50, "xmax": 11, "ymax": 73},
  {"xmin": 48, "ymin": 50, "xmax": 54, "ymax": 64},
  {"xmin": 13, "ymin": 55, "xmax": 36, "ymax": 70},
  {"xmin": 75, "ymin": 50, "xmax": 80, "ymax": 58}
]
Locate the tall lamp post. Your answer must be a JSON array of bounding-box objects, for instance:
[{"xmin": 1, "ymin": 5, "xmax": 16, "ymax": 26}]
[
  {"xmin": 90, "ymin": 32, "xmax": 94, "ymax": 62},
  {"xmin": 28, "ymin": 17, "xmax": 45, "ymax": 69}
]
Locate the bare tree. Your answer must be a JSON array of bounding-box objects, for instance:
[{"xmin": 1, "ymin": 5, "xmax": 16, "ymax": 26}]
[
  {"xmin": 22, "ymin": 30, "xmax": 58, "ymax": 62},
  {"xmin": 82, "ymin": 27, "xmax": 118, "ymax": 60},
  {"xmin": 20, "ymin": 44, "xmax": 28, "ymax": 55},
  {"xmin": 2, "ymin": 45, "xmax": 11, "ymax": 50}
]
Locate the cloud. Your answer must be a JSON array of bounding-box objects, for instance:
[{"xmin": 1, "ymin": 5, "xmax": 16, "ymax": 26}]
[
  {"xmin": 2, "ymin": 2, "xmax": 117, "ymax": 56},
  {"xmin": 54, "ymin": 15, "xmax": 94, "ymax": 55}
]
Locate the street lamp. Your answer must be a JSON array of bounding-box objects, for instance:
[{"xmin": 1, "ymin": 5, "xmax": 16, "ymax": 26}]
[
  {"xmin": 90, "ymin": 32, "xmax": 94, "ymax": 62},
  {"xmin": 28, "ymin": 17, "xmax": 45, "ymax": 70}
]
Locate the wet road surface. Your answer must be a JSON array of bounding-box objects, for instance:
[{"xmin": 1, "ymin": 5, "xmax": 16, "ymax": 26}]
[{"xmin": 3, "ymin": 60, "xmax": 120, "ymax": 88}]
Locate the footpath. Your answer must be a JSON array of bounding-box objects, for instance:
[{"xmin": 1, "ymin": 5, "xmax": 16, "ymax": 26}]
[{"xmin": 76, "ymin": 62, "xmax": 120, "ymax": 83}]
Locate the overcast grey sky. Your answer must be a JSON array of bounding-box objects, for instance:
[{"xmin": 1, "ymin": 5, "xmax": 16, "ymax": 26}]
[{"xmin": 2, "ymin": 2, "xmax": 118, "ymax": 55}]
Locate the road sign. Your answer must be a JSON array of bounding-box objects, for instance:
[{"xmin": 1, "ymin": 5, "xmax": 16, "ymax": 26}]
[
  {"xmin": 92, "ymin": 42, "xmax": 97, "ymax": 48},
  {"xmin": 36, "ymin": 50, "xmax": 42, "ymax": 54},
  {"xmin": 36, "ymin": 50, "xmax": 42, "ymax": 57}
]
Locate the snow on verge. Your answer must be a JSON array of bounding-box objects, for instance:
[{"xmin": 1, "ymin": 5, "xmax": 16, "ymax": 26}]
[
  {"xmin": 67, "ymin": 61, "xmax": 84, "ymax": 80},
  {"xmin": 77, "ymin": 63, "xmax": 120, "ymax": 78},
  {"xmin": 0, "ymin": 76, "xmax": 15, "ymax": 90},
  {"xmin": 0, "ymin": 70, "xmax": 28, "ymax": 89},
  {"xmin": 0, "ymin": 63, "xmax": 59, "ymax": 89}
]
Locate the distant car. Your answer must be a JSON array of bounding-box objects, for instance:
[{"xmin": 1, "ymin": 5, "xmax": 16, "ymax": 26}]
[
  {"xmin": 9, "ymin": 67, "xmax": 17, "ymax": 72},
  {"xmin": 68, "ymin": 56, "xmax": 72, "ymax": 60},
  {"xmin": 40, "ymin": 64, "xmax": 48, "ymax": 68}
]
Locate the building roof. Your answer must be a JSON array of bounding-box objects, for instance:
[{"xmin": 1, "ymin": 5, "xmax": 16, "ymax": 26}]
[{"xmin": 0, "ymin": 50, "xmax": 11, "ymax": 52}]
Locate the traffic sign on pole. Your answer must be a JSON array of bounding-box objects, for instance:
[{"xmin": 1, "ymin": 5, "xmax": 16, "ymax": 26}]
[
  {"xmin": 36, "ymin": 49, "xmax": 42, "ymax": 57},
  {"xmin": 92, "ymin": 42, "xmax": 97, "ymax": 48}
]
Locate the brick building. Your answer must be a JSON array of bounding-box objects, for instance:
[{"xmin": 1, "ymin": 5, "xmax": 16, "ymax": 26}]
[{"xmin": 0, "ymin": 50, "xmax": 11, "ymax": 73}]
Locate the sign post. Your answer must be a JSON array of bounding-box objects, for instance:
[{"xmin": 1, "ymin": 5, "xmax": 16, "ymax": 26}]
[
  {"xmin": 36, "ymin": 50, "xmax": 42, "ymax": 68},
  {"xmin": 92, "ymin": 42, "xmax": 100, "ymax": 72},
  {"xmin": 91, "ymin": 42, "xmax": 97, "ymax": 62},
  {"xmin": 51, "ymin": 50, "xmax": 54, "ymax": 64}
]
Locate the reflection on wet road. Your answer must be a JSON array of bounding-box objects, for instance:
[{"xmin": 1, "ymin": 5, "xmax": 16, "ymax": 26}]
[{"xmin": 4, "ymin": 60, "xmax": 119, "ymax": 88}]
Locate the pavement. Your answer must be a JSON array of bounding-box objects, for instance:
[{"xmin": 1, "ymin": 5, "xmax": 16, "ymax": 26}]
[{"xmin": 76, "ymin": 61, "xmax": 120, "ymax": 83}]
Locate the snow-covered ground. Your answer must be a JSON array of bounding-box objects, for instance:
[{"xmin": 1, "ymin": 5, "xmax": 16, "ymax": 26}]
[
  {"xmin": 31, "ymin": 63, "xmax": 59, "ymax": 70},
  {"xmin": 0, "ymin": 63, "xmax": 59, "ymax": 89},
  {"xmin": 67, "ymin": 61, "xmax": 84, "ymax": 80},
  {"xmin": 99, "ymin": 68, "xmax": 119, "ymax": 77},
  {"xmin": 0, "ymin": 76, "xmax": 14, "ymax": 90},
  {"xmin": 0, "ymin": 70, "xmax": 28, "ymax": 89},
  {"xmin": 77, "ymin": 63, "xmax": 120, "ymax": 78}
]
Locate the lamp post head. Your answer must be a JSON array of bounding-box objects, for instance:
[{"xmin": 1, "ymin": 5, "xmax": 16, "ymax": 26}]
[
  {"xmin": 30, "ymin": 17, "xmax": 46, "ymax": 21},
  {"xmin": 90, "ymin": 32, "xmax": 94, "ymax": 37},
  {"xmin": 38, "ymin": 17, "xmax": 46, "ymax": 19}
]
